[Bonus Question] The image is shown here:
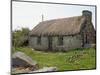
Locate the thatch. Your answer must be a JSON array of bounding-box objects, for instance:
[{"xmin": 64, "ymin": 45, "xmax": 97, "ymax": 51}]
[{"xmin": 30, "ymin": 16, "xmax": 85, "ymax": 36}]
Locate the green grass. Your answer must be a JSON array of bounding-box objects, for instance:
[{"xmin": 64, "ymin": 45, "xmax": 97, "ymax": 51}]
[{"xmin": 12, "ymin": 47, "xmax": 96, "ymax": 71}]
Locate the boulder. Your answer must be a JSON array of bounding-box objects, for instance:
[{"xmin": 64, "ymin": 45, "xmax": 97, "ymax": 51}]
[
  {"xmin": 12, "ymin": 52, "xmax": 57, "ymax": 74},
  {"xmin": 12, "ymin": 52, "xmax": 38, "ymax": 72}
]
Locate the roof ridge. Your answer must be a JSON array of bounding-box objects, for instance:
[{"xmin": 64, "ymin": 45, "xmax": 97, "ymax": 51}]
[{"xmin": 40, "ymin": 15, "xmax": 82, "ymax": 23}]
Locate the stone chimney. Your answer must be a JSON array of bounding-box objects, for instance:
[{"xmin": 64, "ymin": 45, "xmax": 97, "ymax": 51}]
[{"xmin": 82, "ymin": 10, "xmax": 92, "ymax": 22}]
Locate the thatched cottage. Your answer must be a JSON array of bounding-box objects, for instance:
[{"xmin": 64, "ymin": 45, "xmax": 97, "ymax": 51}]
[{"xmin": 29, "ymin": 10, "xmax": 96, "ymax": 51}]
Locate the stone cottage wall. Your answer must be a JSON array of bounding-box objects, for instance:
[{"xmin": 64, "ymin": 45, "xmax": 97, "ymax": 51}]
[
  {"xmin": 52, "ymin": 34, "xmax": 82, "ymax": 51},
  {"xmin": 84, "ymin": 23, "xmax": 95, "ymax": 44},
  {"xmin": 29, "ymin": 34, "xmax": 82, "ymax": 51},
  {"xmin": 63, "ymin": 34, "xmax": 82, "ymax": 51},
  {"xmin": 29, "ymin": 36, "xmax": 48, "ymax": 50},
  {"xmin": 80, "ymin": 21, "xmax": 96, "ymax": 47}
]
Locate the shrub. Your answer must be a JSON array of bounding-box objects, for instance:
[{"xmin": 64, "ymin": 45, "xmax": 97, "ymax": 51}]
[{"xmin": 12, "ymin": 28, "xmax": 30, "ymax": 47}]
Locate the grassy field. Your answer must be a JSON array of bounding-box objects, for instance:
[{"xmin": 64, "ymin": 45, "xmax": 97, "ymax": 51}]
[{"xmin": 12, "ymin": 47, "xmax": 96, "ymax": 71}]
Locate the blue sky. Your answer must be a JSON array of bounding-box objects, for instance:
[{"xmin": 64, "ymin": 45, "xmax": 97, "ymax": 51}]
[{"xmin": 12, "ymin": 1, "xmax": 96, "ymax": 30}]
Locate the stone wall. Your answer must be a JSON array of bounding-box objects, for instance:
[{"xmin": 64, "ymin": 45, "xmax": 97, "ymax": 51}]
[
  {"xmin": 29, "ymin": 34, "xmax": 82, "ymax": 51},
  {"xmin": 29, "ymin": 36, "xmax": 48, "ymax": 51},
  {"xmin": 86, "ymin": 23, "xmax": 96, "ymax": 44},
  {"xmin": 80, "ymin": 21, "xmax": 96, "ymax": 46},
  {"xmin": 52, "ymin": 35, "xmax": 82, "ymax": 51}
]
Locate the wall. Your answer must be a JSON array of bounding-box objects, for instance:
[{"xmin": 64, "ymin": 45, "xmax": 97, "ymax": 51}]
[
  {"xmin": 80, "ymin": 21, "xmax": 96, "ymax": 46},
  {"xmin": 52, "ymin": 34, "xmax": 82, "ymax": 51},
  {"xmin": 29, "ymin": 34, "xmax": 82, "ymax": 51},
  {"xmin": 29, "ymin": 36, "xmax": 48, "ymax": 51},
  {"xmin": 85, "ymin": 22, "xmax": 96, "ymax": 44}
]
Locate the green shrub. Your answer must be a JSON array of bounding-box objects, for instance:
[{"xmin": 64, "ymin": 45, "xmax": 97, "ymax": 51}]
[{"xmin": 12, "ymin": 28, "xmax": 30, "ymax": 47}]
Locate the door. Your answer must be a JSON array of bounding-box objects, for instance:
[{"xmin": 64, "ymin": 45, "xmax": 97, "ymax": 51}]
[{"xmin": 48, "ymin": 37, "xmax": 52, "ymax": 50}]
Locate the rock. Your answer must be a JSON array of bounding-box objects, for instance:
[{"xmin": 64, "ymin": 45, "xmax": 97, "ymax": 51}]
[
  {"xmin": 12, "ymin": 52, "xmax": 57, "ymax": 74},
  {"xmin": 31, "ymin": 48, "xmax": 34, "ymax": 51},
  {"xmin": 12, "ymin": 67, "xmax": 31, "ymax": 74},
  {"xmin": 30, "ymin": 67, "xmax": 57, "ymax": 73},
  {"xmin": 12, "ymin": 52, "xmax": 39, "ymax": 74}
]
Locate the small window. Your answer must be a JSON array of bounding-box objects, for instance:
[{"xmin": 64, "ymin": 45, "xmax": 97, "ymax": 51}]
[
  {"xmin": 37, "ymin": 36, "xmax": 41, "ymax": 45},
  {"xmin": 58, "ymin": 36, "xmax": 63, "ymax": 45}
]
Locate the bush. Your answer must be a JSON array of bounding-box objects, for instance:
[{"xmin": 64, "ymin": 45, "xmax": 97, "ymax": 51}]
[{"xmin": 12, "ymin": 28, "xmax": 30, "ymax": 47}]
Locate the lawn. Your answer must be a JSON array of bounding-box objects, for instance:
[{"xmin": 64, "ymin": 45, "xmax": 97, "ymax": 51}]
[{"xmin": 12, "ymin": 47, "xmax": 96, "ymax": 71}]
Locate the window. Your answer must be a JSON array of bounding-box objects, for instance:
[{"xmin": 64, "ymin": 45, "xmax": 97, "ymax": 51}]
[
  {"xmin": 58, "ymin": 36, "xmax": 63, "ymax": 45},
  {"xmin": 37, "ymin": 36, "xmax": 41, "ymax": 45}
]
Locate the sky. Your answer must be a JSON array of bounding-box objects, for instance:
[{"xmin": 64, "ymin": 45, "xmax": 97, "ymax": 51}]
[{"xmin": 12, "ymin": 1, "xmax": 96, "ymax": 31}]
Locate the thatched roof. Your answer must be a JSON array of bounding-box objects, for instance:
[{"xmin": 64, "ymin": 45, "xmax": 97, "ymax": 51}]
[{"xmin": 30, "ymin": 16, "xmax": 85, "ymax": 36}]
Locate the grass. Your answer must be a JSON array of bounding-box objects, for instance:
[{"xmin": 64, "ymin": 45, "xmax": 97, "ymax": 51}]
[{"xmin": 12, "ymin": 47, "xmax": 96, "ymax": 71}]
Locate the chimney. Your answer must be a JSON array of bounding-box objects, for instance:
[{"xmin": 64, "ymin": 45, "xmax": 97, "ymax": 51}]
[{"xmin": 82, "ymin": 10, "xmax": 92, "ymax": 22}]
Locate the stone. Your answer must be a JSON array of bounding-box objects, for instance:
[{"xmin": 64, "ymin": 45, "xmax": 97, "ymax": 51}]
[
  {"xmin": 84, "ymin": 44, "xmax": 96, "ymax": 48},
  {"xmin": 12, "ymin": 67, "xmax": 31, "ymax": 74},
  {"xmin": 12, "ymin": 52, "xmax": 39, "ymax": 74},
  {"xmin": 30, "ymin": 67, "xmax": 57, "ymax": 73}
]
